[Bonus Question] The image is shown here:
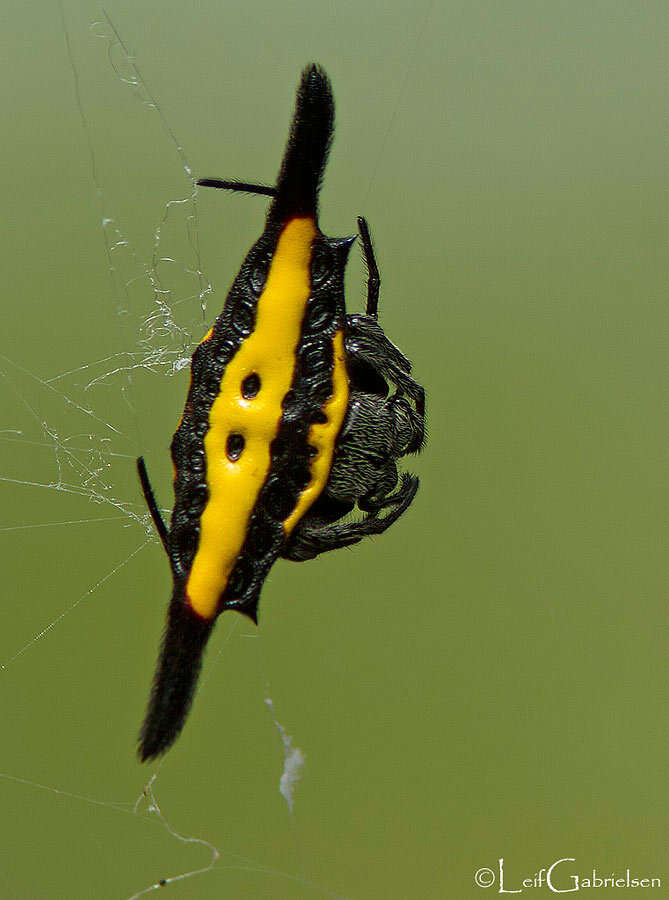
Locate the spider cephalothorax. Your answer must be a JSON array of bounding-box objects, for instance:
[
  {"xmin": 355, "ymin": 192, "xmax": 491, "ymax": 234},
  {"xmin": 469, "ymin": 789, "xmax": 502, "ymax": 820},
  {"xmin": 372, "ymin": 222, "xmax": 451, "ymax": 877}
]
[{"xmin": 137, "ymin": 64, "xmax": 425, "ymax": 761}]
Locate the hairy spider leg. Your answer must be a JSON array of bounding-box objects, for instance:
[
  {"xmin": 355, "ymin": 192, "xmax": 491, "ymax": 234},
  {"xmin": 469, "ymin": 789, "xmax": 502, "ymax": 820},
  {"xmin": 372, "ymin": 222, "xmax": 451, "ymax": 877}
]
[
  {"xmin": 345, "ymin": 317, "xmax": 425, "ymax": 417},
  {"xmin": 282, "ymin": 473, "xmax": 418, "ymax": 561},
  {"xmin": 356, "ymin": 216, "xmax": 380, "ymax": 319}
]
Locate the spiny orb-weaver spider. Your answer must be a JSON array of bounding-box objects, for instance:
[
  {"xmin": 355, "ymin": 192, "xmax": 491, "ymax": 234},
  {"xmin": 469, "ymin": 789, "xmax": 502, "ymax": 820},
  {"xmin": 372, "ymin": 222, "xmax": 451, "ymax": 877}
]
[{"xmin": 136, "ymin": 64, "xmax": 426, "ymax": 761}]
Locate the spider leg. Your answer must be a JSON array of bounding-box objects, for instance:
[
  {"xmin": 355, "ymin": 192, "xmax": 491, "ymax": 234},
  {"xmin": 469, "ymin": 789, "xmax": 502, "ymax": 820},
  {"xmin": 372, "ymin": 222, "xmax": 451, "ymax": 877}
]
[
  {"xmin": 346, "ymin": 315, "xmax": 411, "ymax": 372},
  {"xmin": 357, "ymin": 461, "xmax": 399, "ymax": 511},
  {"xmin": 282, "ymin": 474, "xmax": 419, "ymax": 561},
  {"xmin": 345, "ymin": 317, "xmax": 425, "ymax": 417},
  {"xmin": 356, "ymin": 216, "xmax": 380, "ymax": 319},
  {"xmin": 389, "ymin": 392, "xmax": 426, "ymax": 454},
  {"xmin": 136, "ymin": 457, "xmax": 170, "ymax": 555}
]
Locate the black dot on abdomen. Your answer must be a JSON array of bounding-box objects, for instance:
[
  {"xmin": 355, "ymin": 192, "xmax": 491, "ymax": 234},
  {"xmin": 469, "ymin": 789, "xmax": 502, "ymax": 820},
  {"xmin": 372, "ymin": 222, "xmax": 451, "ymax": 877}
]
[
  {"xmin": 226, "ymin": 432, "xmax": 245, "ymax": 461},
  {"xmin": 241, "ymin": 373, "xmax": 261, "ymax": 399}
]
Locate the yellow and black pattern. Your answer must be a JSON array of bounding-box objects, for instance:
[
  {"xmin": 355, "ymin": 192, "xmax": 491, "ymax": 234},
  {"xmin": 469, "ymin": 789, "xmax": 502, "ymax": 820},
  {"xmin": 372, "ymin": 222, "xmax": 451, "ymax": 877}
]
[
  {"xmin": 137, "ymin": 64, "xmax": 425, "ymax": 762},
  {"xmin": 178, "ymin": 218, "xmax": 352, "ymax": 623}
]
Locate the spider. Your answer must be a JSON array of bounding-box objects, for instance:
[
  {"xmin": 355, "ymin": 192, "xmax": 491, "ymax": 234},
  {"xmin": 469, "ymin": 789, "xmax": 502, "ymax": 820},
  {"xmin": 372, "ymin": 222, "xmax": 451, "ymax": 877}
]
[{"xmin": 136, "ymin": 64, "xmax": 425, "ymax": 761}]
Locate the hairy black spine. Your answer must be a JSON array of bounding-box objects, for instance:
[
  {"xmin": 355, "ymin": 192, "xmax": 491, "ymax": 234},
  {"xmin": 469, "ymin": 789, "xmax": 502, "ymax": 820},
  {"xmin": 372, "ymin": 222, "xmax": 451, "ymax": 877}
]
[
  {"xmin": 269, "ymin": 64, "xmax": 335, "ymax": 223},
  {"xmin": 138, "ymin": 588, "xmax": 214, "ymax": 761}
]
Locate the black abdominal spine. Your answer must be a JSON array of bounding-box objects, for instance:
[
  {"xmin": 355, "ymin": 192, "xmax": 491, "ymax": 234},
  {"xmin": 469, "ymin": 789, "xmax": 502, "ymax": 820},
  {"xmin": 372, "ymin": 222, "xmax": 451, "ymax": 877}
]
[{"xmin": 138, "ymin": 587, "xmax": 213, "ymax": 762}]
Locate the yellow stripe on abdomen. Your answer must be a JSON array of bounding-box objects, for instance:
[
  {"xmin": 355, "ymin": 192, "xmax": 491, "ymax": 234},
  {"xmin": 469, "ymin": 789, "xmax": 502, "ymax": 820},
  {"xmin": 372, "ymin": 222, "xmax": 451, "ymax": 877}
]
[
  {"xmin": 284, "ymin": 329, "xmax": 349, "ymax": 535},
  {"xmin": 186, "ymin": 217, "xmax": 317, "ymax": 620}
]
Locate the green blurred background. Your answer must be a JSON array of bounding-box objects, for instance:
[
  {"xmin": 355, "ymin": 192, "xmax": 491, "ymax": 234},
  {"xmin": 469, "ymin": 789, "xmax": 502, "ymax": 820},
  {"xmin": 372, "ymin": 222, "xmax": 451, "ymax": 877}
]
[{"xmin": 0, "ymin": 1, "xmax": 667, "ymax": 897}]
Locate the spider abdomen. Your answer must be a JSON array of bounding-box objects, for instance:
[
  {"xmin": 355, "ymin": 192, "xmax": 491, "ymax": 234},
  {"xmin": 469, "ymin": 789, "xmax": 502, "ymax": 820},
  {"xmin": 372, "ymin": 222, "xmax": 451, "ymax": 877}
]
[{"xmin": 179, "ymin": 219, "xmax": 351, "ymax": 622}]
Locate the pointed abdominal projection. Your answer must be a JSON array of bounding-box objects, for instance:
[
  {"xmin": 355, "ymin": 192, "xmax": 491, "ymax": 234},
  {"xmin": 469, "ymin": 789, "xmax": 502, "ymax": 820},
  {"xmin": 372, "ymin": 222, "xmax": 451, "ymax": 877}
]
[{"xmin": 136, "ymin": 64, "xmax": 426, "ymax": 762}]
